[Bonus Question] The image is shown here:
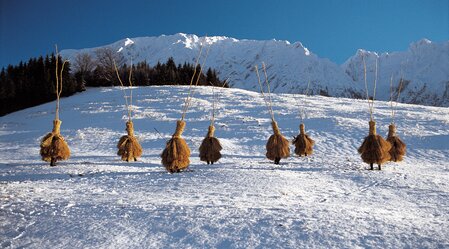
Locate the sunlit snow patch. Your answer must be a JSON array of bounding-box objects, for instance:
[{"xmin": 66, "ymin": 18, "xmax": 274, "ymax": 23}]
[{"xmin": 125, "ymin": 38, "xmax": 134, "ymax": 46}]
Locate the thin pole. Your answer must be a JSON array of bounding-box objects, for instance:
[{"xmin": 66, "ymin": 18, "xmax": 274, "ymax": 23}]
[
  {"xmin": 208, "ymin": 79, "xmax": 227, "ymax": 126},
  {"xmin": 392, "ymin": 76, "xmax": 404, "ymax": 124},
  {"xmin": 181, "ymin": 37, "xmax": 205, "ymax": 120},
  {"xmin": 183, "ymin": 42, "xmax": 212, "ymax": 116},
  {"xmin": 300, "ymin": 79, "xmax": 311, "ymax": 124},
  {"xmin": 128, "ymin": 59, "xmax": 133, "ymax": 119},
  {"xmin": 54, "ymin": 45, "xmax": 68, "ymax": 121},
  {"xmin": 363, "ymin": 55, "xmax": 376, "ymax": 121},
  {"xmin": 55, "ymin": 45, "xmax": 59, "ymax": 121},
  {"xmin": 114, "ymin": 60, "xmax": 131, "ymax": 121},
  {"xmin": 211, "ymin": 82, "xmax": 216, "ymax": 126},
  {"xmin": 390, "ymin": 74, "xmax": 394, "ymax": 123},
  {"xmin": 255, "ymin": 65, "xmax": 273, "ymax": 120},
  {"xmin": 372, "ymin": 58, "xmax": 378, "ymax": 117},
  {"xmin": 261, "ymin": 62, "xmax": 275, "ymax": 121}
]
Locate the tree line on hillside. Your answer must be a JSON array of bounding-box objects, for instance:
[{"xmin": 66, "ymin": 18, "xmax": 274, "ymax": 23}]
[
  {"xmin": 0, "ymin": 54, "xmax": 82, "ymax": 116},
  {"xmin": 0, "ymin": 47, "xmax": 228, "ymax": 116}
]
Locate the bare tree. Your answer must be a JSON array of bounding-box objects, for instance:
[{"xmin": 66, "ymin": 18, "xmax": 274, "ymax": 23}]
[
  {"xmin": 72, "ymin": 53, "xmax": 95, "ymax": 89},
  {"xmin": 73, "ymin": 52, "xmax": 95, "ymax": 74},
  {"xmin": 94, "ymin": 47, "xmax": 126, "ymax": 84}
]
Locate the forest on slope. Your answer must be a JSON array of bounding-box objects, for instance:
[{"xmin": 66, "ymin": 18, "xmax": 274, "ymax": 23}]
[{"xmin": 0, "ymin": 47, "xmax": 226, "ymax": 116}]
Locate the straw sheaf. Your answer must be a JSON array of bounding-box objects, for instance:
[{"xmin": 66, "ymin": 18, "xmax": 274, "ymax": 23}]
[
  {"xmin": 266, "ymin": 121, "xmax": 290, "ymax": 160},
  {"xmin": 199, "ymin": 126, "xmax": 222, "ymax": 163},
  {"xmin": 52, "ymin": 119, "xmax": 61, "ymax": 134},
  {"xmin": 293, "ymin": 124, "xmax": 314, "ymax": 156},
  {"xmin": 117, "ymin": 136, "xmax": 142, "ymax": 162},
  {"xmin": 387, "ymin": 124, "xmax": 406, "ymax": 162},
  {"xmin": 206, "ymin": 125, "xmax": 215, "ymax": 138},
  {"xmin": 358, "ymin": 122, "xmax": 391, "ymax": 164},
  {"xmin": 161, "ymin": 120, "xmax": 190, "ymax": 173},
  {"xmin": 117, "ymin": 121, "xmax": 142, "ymax": 162},
  {"xmin": 173, "ymin": 120, "xmax": 186, "ymax": 138},
  {"xmin": 40, "ymin": 120, "xmax": 70, "ymax": 162}
]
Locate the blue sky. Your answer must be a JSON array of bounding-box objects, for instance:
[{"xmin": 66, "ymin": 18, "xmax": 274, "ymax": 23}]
[{"xmin": 1, "ymin": 0, "xmax": 448, "ymax": 67}]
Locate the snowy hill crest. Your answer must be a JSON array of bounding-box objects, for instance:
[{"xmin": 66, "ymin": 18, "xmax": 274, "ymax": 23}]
[{"xmin": 61, "ymin": 33, "xmax": 449, "ymax": 106}]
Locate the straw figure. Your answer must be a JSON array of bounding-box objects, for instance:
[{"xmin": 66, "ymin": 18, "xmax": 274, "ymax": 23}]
[
  {"xmin": 199, "ymin": 84, "xmax": 222, "ymax": 164},
  {"xmin": 162, "ymin": 120, "xmax": 191, "ymax": 172},
  {"xmin": 293, "ymin": 80, "xmax": 314, "ymax": 157},
  {"xmin": 114, "ymin": 60, "xmax": 142, "ymax": 162},
  {"xmin": 255, "ymin": 63, "xmax": 290, "ymax": 164},
  {"xmin": 358, "ymin": 120, "xmax": 391, "ymax": 170},
  {"xmin": 386, "ymin": 76, "xmax": 406, "ymax": 162},
  {"xmin": 357, "ymin": 56, "xmax": 391, "ymax": 170},
  {"xmin": 40, "ymin": 46, "xmax": 70, "ymax": 166},
  {"xmin": 293, "ymin": 123, "xmax": 315, "ymax": 157},
  {"xmin": 266, "ymin": 120, "xmax": 290, "ymax": 164},
  {"xmin": 117, "ymin": 120, "xmax": 142, "ymax": 162},
  {"xmin": 161, "ymin": 39, "xmax": 210, "ymax": 172},
  {"xmin": 386, "ymin": 123, "xmax": 406, "ymax": 162}
]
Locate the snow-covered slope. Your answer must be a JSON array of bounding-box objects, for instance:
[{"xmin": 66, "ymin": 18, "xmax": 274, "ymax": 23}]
[
  {"xmin": 1, "ymin": 86, "xmax": 449, "ymax": 248},
  {"xmin": 61, "ymin": 33, "xmax": 361, "ymax": 98},
  {"xmin": 343, "ymin": 39, "xmax": 449, "ymax": 106},
  {"xmin": 61, "ymin": 33, "xmax": 449, "ymax": 106}
]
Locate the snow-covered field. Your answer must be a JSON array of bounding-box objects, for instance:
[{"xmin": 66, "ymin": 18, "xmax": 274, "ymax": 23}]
[{"xmin": 1, "ymin": 86, "xmax": 448, "ymax": 248}]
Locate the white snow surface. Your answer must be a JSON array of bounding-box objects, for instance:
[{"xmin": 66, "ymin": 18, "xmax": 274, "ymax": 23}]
[
  {"xmin": 124, "ymin": 38, "xmax": 134, "ymax": 47},
  {"xmin": 1, "ymin": 86, "xmax": 449, "ymax": 248},
  {"xmin": 60, "ymin": 33, "xmax": 449, "ymax": 106}
]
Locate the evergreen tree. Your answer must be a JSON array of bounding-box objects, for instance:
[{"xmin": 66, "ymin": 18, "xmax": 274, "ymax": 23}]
[{"xmin": 1, "ymin": 54, "xmax": 227, "ymax": 116}]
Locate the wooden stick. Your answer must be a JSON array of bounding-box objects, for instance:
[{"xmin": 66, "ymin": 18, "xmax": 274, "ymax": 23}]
[
  {"xmin": 211, "ymin": 78, "xmax": 229, "ymax": 126},
  {"xmin": 54, "ymin": 45, "xmax": 68, "ymax": 121},
  {"xmin": 261, "ymin": 62, "xmax": 275, "ymax": 121},
  {"xmin": 55, "ymin": 45, "xmax": 59, "ymax": 121},
  {"xmin": 395, "ymin": 64, "xmax": 405, "ymax": 109},
  {"xmin": 113, "ymin": 60, "xmax": 131, "ymax": 120},
  {"xmin": 254, "ymin": 65, "xmax": 273, "ymax": 121},
  {"xmin": 391, "ymin": 75, "xmax": 405, "ymax": 124},
  {"xmin": 129, "ymin": 60, "xmax": 133, "ymax": 118},
  {"xmin": 371, "ymin": 58, "xmax": 378, "ymax": 118},
  {"xmin": 57, "ymin": 60, "xmax": 68, "ymax": 120},
  {"xmin": 362, "ymin": 55, "xmax": 371, "ymax": 120},
  {"xmin": 183, "ymin": 42, "xmax": 211, "ymax": 116},
  {"xmin": 299, "ymin": 79, "xmax": 311, "ymax": 124},
  {"xmin": 396, "ymin": 58, "xmax": 408, "ymax": 108},
  {"xmin": 208, "ymin": 79, "xmax": 228, "ymax": 126},
  {"xmin": 211, "ymin": 82, "xmax": 216, "ymax": 126},
  {"xmin": 390, "ymin": 74, "xmax": 394, "ymax": 122},
  {"xmin": 181, "ymin": 38, "xmax": 205, "ymax": 120}
]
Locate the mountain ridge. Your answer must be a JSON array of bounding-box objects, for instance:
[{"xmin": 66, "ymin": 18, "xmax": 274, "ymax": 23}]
[{"xmin": 61, "ymin": 33, "xmax": 449, "ymax": 106}]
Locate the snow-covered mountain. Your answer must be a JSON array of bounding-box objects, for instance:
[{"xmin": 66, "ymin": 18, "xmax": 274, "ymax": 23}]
[
  {"xmin": 61, "ymin": 34, "xmax": 361, "ymax": 98},
  {"xmin": 1, "ymin": 86, "xmax": 449, "ymax": 247},
  {"xmin": 342, "ymin": 39, "xmax": 449, "ymax": 107},
  {"xmin": 61, "ymin": 33, "xmax": 449, "ymax": 106}
]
